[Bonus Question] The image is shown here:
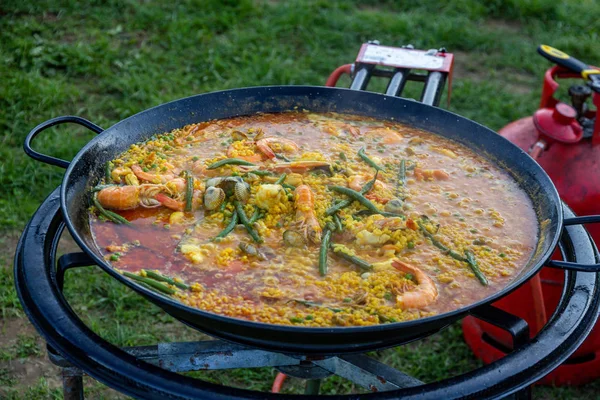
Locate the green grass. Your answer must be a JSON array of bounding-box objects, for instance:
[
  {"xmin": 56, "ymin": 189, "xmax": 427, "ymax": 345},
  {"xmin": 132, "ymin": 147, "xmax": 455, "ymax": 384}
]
[{"xmin": 2, "ymin": 0, "xmax": 600, "ymax": 398}]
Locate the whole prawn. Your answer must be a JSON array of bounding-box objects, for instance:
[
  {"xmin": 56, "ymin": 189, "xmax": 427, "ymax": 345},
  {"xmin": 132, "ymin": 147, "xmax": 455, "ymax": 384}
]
[
  {"xmin": 293, "ymin": 184, "xmax": 322, "ymax": 244},
  {"xmin": 96, "ymin": 184, "xmax": 163, "ymax": 210},
  {"xmin": 96, "ymin": 181, "xmax": 202, "ymax": 212},
  {"xmin": 256, "ymin": 137, "xmax": 300, "ymax": 161},
  {"xmin": 372, "ymin": 259, "xmax": 438, "ymax": 309}
]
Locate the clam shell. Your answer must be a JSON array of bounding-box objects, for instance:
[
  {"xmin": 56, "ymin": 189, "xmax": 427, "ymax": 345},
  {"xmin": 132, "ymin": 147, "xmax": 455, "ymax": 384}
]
[
  {"xmin": 234, "ymin": 181, "xmax": 251, "ymax": 202},
  {"xmin": 206, "ymin": 177, "xmax": 223, "ymax": 188},
  {"xmin": 216, "ymin": 176, "xmax": 243, "ymax": 196},
  {"xmin": 204, "ymin": 187, "xmax": 225, "ymax": 210}
]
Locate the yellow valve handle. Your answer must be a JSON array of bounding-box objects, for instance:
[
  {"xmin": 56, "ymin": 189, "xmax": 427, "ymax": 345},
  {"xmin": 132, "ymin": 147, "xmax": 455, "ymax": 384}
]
[{"xmin": 538, "ymin": 44, "xmax": 599, "ymax": 80}]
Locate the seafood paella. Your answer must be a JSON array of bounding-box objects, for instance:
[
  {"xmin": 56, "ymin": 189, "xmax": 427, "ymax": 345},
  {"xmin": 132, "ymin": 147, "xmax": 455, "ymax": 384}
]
[{"xmin": 90, "ymin": 111, "xmax": 538, "ymax": 327}]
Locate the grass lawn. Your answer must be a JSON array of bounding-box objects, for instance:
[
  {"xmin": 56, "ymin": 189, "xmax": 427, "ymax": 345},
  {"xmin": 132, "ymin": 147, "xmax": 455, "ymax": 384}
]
[{"xmin": 2, "ymin": 0, "xmax": 600, "ymax": 398}]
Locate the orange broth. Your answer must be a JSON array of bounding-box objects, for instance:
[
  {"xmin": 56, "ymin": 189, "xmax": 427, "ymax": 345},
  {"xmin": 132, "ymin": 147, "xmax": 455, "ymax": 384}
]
[{"xmin": 90, "ymin": 111, "xmax": 538, "ymax": 326}]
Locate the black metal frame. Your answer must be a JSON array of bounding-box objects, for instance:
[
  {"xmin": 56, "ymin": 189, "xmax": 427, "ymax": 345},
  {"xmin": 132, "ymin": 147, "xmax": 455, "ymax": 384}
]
[{"xmin": 14, "ymin": 188, "xmax": 600, "ymax": 399}]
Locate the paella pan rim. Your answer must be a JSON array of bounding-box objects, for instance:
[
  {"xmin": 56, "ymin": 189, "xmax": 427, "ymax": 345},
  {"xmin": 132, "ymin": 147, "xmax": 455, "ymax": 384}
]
[{"xmin": 57, "ymin": 85, "xmax": 562, "ymax": 348}]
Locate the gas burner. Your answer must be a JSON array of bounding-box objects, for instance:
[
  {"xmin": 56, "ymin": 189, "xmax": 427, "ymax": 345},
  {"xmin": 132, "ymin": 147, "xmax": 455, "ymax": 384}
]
[{"xmin": 14, "ymin": 188, "xmax": 600, "ymax": 399}]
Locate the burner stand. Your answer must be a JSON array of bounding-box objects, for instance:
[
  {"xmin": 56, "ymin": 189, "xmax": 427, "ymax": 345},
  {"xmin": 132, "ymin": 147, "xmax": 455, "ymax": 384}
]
[{"xmin": 15, "ymin": 188, "xmax": 600, "ymax": 399}]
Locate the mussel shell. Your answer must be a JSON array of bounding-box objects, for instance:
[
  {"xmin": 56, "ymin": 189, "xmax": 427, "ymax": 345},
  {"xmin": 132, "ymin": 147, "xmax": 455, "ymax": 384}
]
[
  {"xmin": 239, "ymin": 242, "xmax": 266, "ymax": 260},
  {"xmin": 231, "ymin": 130, "xmax": 248, "ymax": 141},
  {"xmin": 283, "ymin": 230, "xmax": 306, "ymax": 248},
  {"xmin": 384, "ymin": 198, "xmax": 404, "ymax": 214},
  {"xmin": 204, "ymin": 187, "xmax": 225, "ymax": 210},
  {"xmin": 234, "ymin": 181, "xmax": 251, "ymax": 202}
]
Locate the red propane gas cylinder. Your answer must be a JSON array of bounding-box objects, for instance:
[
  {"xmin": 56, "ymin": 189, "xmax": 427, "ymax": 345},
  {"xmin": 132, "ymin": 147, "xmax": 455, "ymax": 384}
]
[{"xmin": 462, "ymin": 51, "xmax": 600, "ymax": 386}]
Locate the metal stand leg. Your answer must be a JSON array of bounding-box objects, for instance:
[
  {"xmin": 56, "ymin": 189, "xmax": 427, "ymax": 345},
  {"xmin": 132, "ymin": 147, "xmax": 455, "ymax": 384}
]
[
  {"xmin": 62, "ymin": 367, "xmax": 84, "ymax": 400},
  {"xmin": 304, "ymin": 379, "xmax": 321, "ymax": 395}
]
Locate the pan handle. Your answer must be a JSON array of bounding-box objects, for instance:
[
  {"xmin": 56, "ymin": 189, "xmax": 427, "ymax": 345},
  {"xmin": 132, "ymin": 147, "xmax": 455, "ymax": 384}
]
[
  {"xmin": 547, "ymin": 215, "xmax": 600, "ymax": 271},
  {"xmin": 24, "ymin": 116, "xmax": 104, "ymax": 169}
]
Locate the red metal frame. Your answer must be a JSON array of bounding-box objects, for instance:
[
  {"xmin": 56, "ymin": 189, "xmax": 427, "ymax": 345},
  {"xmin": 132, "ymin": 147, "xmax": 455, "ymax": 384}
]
[{"xmin": 325, "ymin": 64, "xmax": 352, "ymax": 87}]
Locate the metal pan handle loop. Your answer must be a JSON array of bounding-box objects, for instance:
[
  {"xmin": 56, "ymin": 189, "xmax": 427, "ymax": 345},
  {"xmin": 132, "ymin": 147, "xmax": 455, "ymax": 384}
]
[
  {"xmin": 24, "ymin": 116, "xmax": 104, "ymax": 169},
  {"xmin": 547, "ymin": 215, "xmax": 600, "ymax": 271},
  {"xmin": 563, "ymin": 215, "xmax": 600, "ymax": 226}
]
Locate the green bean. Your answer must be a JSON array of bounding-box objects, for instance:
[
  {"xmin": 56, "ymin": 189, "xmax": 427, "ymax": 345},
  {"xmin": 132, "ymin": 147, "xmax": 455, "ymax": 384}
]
[
  {"xmin": 275, "ymin": 153, "xmax": 291, "ymax": 162},
  {"xmin": 91, "ymin": 184, "xmax": 113, "ymax": 193},
  {"xmin": 102, "ymin": 210, "xmax": 131, "ymax": 224},
  {"xmin": 184, "ymin": 170, "xmax": 193, "ymax": 212},
  {"xmin": 324, "ymin": 172, "xmax": 378, "ymax": 216},
  {"xmin": 319, "ymin": 224, "xmax": 334, "ymax": 276},
  {"xmin": 92, "ymin": 193, "xmax": 131, "ymax": 225},
  {"xmin": 105, "ymin": 161, "xmax": 113, "ymax": 182},
  {"xmin": 465, "ymin": 250, "xmax": 489, "ymax": 286},
  {"xmin": 328, "ymin": 186, "xmax": 380, "ymax": 213},
  {"xmin": 339, "ymin": 152, "xmax": 347, "ymax": 161},
  {"xmin": 144, "ymin": 270, "xmax": 189, "ymax": 290},
  {"xmin": 207, "ymin": 158, "xmax": 257, "ymax": 169},
  {"xmin": 376, "ymin": 314, "xmax": 398, "ymax": 323},
  {"xmin": 417, "ymin": 220, "xmax": 449, "ymax": 252},
  {"xmin": 235, "ymin": 201, "xmax": 262, "ymax": 243},
  {"xmin": 215, "ymin": 211, "xmax": 238, "ymax": 239},
  {"xmin": 291, "ymin": 299, "xmax": 343, "ymax": 313},
  {"xmin": 418, "ymin": 220, "xmax": 488, "ymax": 286},
  {"xmin": 122, "ymin": 272, "xmax": 176, "ymax": 295},
  {"xmin": 275, "ymin": 173, "xmax": 287, "ymax": 185},
  {"xmin": 282, "ymin": 183, "xmax": 296, "ymax": 191},
  {"xmin": 249, "ymin": 208, "xmax": 264, "ymax": 224},
  {"xmin": 398, "ymin": 159, "xmax": 406, "ymax": 187},
  {"xmin": 354, "ymin": 209, "xmax": 405, "ymax": 218},
  {"xmin": 361, "ymin": 170, "xmax": 379, "ymax": 194},
  {"xmin": 358, "ymin": 147, "xmax": 385, "ymax": 171},
  {"xmin": 333, "ymin": 213, "xmax": 343, "ymax": 232},
  {"xmin": 331, "ymin": 245, "xmax": 372, "ymax": 271},
  {"xmin": 247, "ymin": 170, "xmax": 273, "ymax": 176}
]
